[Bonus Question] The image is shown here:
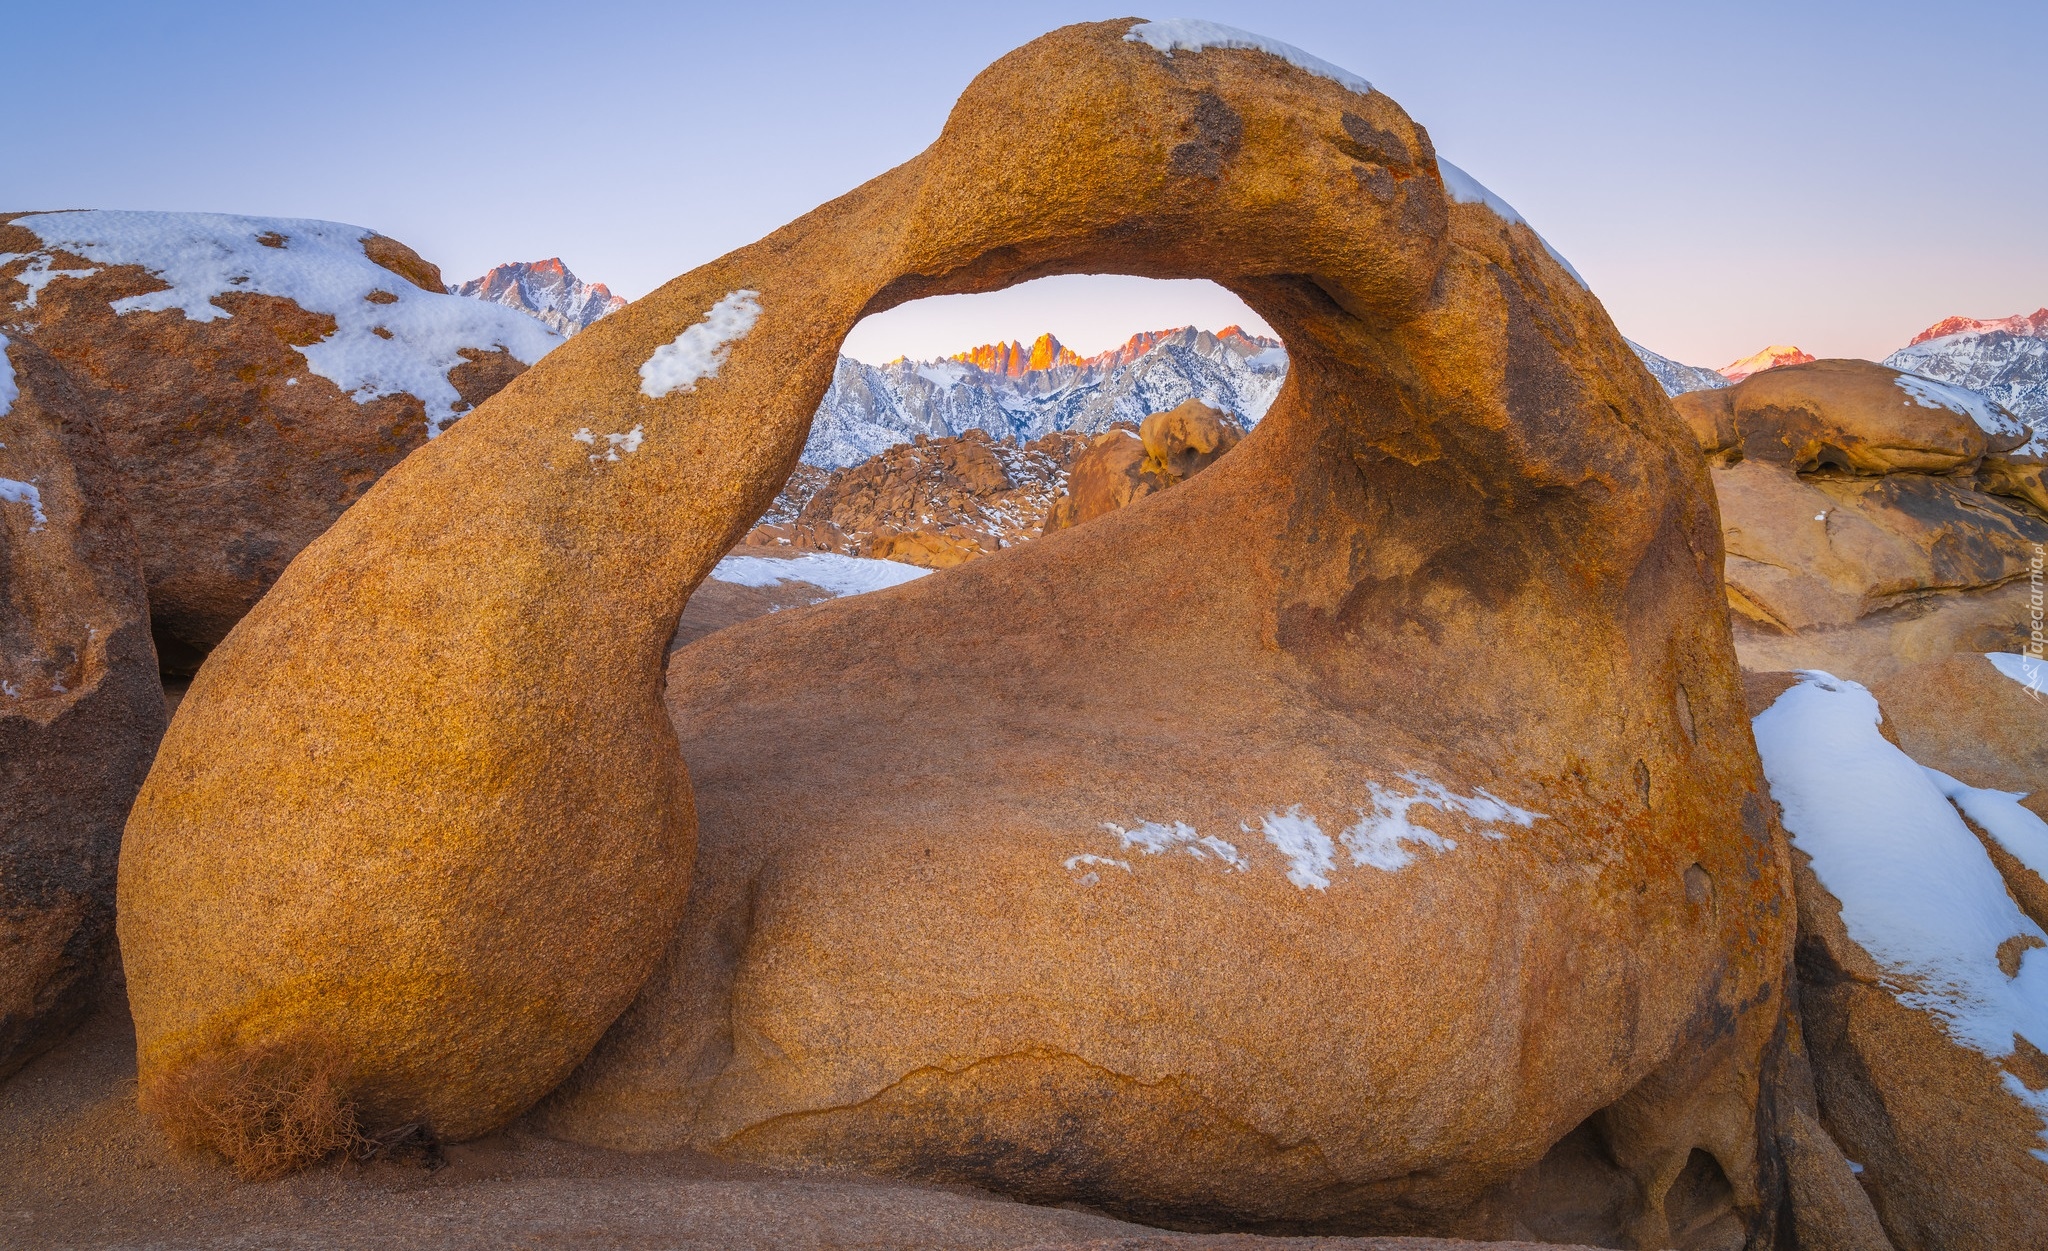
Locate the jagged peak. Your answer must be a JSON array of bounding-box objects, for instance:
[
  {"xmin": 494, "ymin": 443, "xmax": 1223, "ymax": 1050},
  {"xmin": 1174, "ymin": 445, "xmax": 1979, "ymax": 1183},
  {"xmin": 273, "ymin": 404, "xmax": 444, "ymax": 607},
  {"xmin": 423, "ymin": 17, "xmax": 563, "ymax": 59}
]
[
  {"xmin": 1908, "ymin": 308, "xmax": 2048, "ymax": 347},
  {"xmin": 451, "ymin": 259, "xmax": 626, "ymax": 336}
]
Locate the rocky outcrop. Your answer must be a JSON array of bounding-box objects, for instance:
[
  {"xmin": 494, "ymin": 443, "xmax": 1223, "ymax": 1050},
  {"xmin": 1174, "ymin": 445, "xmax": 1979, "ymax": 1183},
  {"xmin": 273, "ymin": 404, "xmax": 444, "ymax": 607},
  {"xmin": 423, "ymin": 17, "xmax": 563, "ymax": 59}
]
[
  {"xmin": 1678, "ymin": 357, "xmax": 2017, "ymax": 475},
  {"xmin": 1676, "ymin": 359, "xmax": 2048, "ymax": 679},
  {"xmin": 747, "ymin": 428, "xmax": 1088, "ymax": 568},
  {"xmin": 1753, "ymin": 672, "xmax": 2048, "ymax": 1250},
  {"xmin": 0, "ymin": 211, "xmax": 559, "ymax": 665},
  {"xmin": 1041, "ymin": 427, "xmax": 1161, "ymax": 531},
  {"xmin": 0, "ymin": 333, "xmax": 164, "ymax": 1079},
  {"xmin": 121, "ymin": 20, "xmax": 1800, "ymax": 1245},
  {"xmin": 743, "ymin": 406, "xmax": 1239, "ymax": 572},
  {"xmin": 1043, "ymin": 400, "xmax": 1243, "ymax": 531}
]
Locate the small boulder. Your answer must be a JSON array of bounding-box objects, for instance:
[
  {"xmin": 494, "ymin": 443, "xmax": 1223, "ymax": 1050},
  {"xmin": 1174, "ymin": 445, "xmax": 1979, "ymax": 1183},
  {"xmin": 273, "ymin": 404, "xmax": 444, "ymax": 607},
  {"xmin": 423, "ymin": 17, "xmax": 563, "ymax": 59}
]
[
  {"xmin": 1046, "ymin": 403, "xmax": 1245, "ymax": 533},
  {"xmin": 1042, "ymin": 427, "xmax": 1160, "ymax": 530},
  {"xmin": 1138, "ymin": 398, "xmax": 1243, "ymax": 480},
  {"xmin": 0, "ymin": 333, "xmax": 165, "ymax": 1078}
]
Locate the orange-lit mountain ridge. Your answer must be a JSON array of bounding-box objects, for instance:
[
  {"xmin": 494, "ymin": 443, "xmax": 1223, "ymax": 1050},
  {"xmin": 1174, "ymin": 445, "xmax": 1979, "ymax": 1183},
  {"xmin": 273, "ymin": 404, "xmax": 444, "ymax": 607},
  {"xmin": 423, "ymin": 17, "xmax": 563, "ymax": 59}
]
[{"xmin": 1718, "ymin": 344, "xmax": 1816, "ymax": 383}]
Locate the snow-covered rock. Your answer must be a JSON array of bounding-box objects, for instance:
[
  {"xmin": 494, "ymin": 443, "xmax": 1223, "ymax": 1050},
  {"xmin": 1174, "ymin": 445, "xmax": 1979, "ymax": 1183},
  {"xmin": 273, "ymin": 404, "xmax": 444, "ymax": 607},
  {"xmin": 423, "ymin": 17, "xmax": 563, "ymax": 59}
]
[
  {"xmin": 801, "ymin": 325, "xmax": 1287, "ymax": 469},
  {"xmin": 0, "ymin": 210, "xmax": 557, "ymax": 658},
  {"xmin": 4, "ymin": 211, "xmax": 560, "ymax": 437},
  {"xmin": 452, "ymin": 258, "xmax": 626, "ymax": 337},
  {"xmin": 1628, "ymin": 339, "xmax": 1730, "ymax": 396},
  {"xmin": 1884, "ymin": 309, "xmax": 2048, "ymax": 437}
]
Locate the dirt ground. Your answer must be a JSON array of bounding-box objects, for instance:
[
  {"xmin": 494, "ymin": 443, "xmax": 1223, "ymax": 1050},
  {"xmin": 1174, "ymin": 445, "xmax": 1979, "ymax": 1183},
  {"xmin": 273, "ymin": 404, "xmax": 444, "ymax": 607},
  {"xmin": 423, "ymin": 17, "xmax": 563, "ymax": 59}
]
[{"xmin": 1, "ymin": 977, "xmax": 1585, "ymax": 1251}]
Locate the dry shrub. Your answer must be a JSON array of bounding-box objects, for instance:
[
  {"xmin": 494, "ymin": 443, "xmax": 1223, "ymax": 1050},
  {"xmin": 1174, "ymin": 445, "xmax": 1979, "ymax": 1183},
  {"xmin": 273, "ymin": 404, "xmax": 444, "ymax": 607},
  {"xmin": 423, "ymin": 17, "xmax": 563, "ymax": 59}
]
[{"xmin": 145, "ymin": 1032, "xmax": 363, "ymax": 1179}]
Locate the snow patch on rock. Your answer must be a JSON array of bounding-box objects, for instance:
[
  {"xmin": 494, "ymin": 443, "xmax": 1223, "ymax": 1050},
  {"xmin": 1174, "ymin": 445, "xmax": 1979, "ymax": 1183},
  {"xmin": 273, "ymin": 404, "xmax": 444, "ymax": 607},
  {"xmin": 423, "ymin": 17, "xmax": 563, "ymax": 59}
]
[
  {"xmin": 0, "ymin": 331, "xmax": 15, "ymax": 420},
  {"xmin": 1256, "ymin": 807, "xmax": 1337, "ymax": 890},
  {"xmin": 1894, "ymin": 372, "xmax": 2032, "ymax": 450},
  {"xmin": 1341, "ymin": 774, "xmax": 1543, "ymax": 871},
  {"xmin": 1435, "ymin": 159, "xmax": 1586, "ymax": 288},
  {"xmin": 639, "ymin": 290, "xmax": 762, "ymax": 399},
  {"xmin": 0, "ymin": 251, "xmax": 99, "ymax": 308},
  {"xmin": 1122, "ymin": 19, "xmax": 1372, "ymax": 96},
  {"xmin": 1064, "ymin": 853, "xmax": 1133, "ymax": 886},
  {"xmin": 1927, "ymin": 768, "xmax": 2048, "ymax": 889},
  {"xmin": 7, "ymin": 211, "xmax": 561, "ymax": 437},
  {"xmin": 573, "ymin": 425, "xmax": 645, "ymax": 464},
  {"xmin": 1103, "ymin": 820, "xmax": 1249, "ymax": 871},
  {"xmin": 709, "ymin": 551, "xmax": 931, "ymax": 598},
  {"xmin": 1753, "ymin": 671, "xmax": 2048, "ymax": 1155},
  {"xmin": 1987, "ymin": 652, "xmax": 2047, "ymax": 698},
  {"xmin": 0, "ymin": 478, "xmax": 47, "ymax": 531}
]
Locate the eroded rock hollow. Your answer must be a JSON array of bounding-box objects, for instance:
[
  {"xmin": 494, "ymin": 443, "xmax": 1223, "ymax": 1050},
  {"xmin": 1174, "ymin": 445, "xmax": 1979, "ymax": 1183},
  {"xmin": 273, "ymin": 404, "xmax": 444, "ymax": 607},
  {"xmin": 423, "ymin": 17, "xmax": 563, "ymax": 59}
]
[{"xmin": 120, "ymin": 19, "xmax": 1796, "ymax": 1244}]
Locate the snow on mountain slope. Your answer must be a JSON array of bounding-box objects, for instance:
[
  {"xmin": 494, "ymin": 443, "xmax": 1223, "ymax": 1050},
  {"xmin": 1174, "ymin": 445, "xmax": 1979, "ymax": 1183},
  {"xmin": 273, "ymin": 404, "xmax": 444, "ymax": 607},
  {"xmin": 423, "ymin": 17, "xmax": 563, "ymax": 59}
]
[
  {"xmin": 452, "ymin": 259, "xmax": 626, "ymax": 336},
  {"xmin": 1907, "ymin": 309, "xmax": 2048, "ymax": 347},
  {"xmin": 801, "ymin": 325, "xmax": 1287, "ymax": 469},
  {"xmin": 1885, "ymin": 309, "xmax": 2048, "ymax": 436},
  {"xmin": 1719, "ymin": 345, "xmax": 1815, "ymax": 383},
  {"xmin": 1627, "ymin": 340, "xmax": 1730, "ymax": 396}
]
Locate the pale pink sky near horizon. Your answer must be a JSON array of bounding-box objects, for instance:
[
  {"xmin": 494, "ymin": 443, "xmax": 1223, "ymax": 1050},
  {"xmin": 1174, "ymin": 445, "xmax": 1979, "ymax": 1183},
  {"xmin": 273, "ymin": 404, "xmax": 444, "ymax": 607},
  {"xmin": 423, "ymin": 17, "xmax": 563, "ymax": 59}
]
[{"xmin": 13, "ymin": 2, "xmax": 2044, "ymax": 371}]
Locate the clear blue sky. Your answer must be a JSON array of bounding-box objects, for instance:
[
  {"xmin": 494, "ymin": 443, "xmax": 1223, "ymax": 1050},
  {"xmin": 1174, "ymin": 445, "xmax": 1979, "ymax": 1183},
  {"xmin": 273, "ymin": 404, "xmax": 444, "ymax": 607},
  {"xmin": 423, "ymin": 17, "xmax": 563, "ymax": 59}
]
[{"xmin": 11, "ymin": 2, "xmax": 2043, "ymax": 367}]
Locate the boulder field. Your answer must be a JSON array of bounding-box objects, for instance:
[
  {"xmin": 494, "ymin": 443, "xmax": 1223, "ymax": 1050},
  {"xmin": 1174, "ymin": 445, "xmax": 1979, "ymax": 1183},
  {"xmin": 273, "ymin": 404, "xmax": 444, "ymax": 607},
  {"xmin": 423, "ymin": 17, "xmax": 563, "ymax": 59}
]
[
  {"xmin": 1677, "ymin": 360, "xmax": 2048, "ymax": 1249},
  {"xmin": 118, "ymin": 17, "xmax": 1819, "ymax": 1248},
  {"xmin": 746, "ymin": 427, "xmax": 1090, "ymax": 568}
]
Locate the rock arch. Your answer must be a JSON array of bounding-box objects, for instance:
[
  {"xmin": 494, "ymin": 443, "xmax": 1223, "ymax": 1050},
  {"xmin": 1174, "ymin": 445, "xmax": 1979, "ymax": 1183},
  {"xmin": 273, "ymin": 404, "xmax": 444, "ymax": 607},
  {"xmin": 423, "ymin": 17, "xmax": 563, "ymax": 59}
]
[{"xmin": 119, "ymin": 19, "xmax": 1792, "ymax": 1241}]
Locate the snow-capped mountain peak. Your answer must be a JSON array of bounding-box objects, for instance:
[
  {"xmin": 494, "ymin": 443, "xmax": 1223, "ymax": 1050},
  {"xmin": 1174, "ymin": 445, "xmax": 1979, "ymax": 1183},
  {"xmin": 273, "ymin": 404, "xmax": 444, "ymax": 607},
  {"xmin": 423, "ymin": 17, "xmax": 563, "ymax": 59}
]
[
  {"xmin": 451, "ymin": 259, "xmax": 625, "ymax": 337},
  {"xmin": 1885, "ymin": 309, "xmax": 2048, "ymax": 439},
  {"xmin": 804, "ymin": 325, "xmax": 1289, "ymax": 469},
  {"xmin": 950, "ymin": 333, "xmax": 1084, "ymax": 376},
  {"xmin": 1719, "ymin": 345, "xmax": 1816, "ymax": 383},
  {"xmin": 1907, "ymin": 308, "xmax": 2048, "ymax": 347}
]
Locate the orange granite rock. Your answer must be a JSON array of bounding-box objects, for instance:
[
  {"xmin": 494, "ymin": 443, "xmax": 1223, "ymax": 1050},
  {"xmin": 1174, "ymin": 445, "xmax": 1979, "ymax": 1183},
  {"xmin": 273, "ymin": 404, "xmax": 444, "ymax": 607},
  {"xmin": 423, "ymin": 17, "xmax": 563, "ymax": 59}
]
[
  {"xmin": 0, "ymin": 334, "xmax": 164, "ymax": 1078},
  {"xmin": 122, "ymin": 20, "xmax": 1797, "ymax": 1245},
  {"xmin": 0, "ymin": 212, "xmax": 553, "ymax": 666}
]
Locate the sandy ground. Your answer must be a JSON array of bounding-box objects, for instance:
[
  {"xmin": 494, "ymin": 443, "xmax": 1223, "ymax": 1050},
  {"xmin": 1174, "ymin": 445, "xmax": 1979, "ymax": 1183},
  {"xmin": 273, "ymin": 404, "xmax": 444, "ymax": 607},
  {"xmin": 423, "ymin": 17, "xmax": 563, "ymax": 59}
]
[{"xmin": 2, "ymin": 978, "xmax": 1583, "ymax": 1251}]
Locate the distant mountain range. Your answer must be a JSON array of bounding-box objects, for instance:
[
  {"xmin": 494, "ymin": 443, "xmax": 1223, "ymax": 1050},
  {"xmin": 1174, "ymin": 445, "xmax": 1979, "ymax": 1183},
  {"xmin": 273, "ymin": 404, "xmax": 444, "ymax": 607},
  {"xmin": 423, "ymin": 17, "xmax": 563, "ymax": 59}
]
[
  {"xmin": 1630, "ymin": 311, "xmax": 2044, "ymax": 432},
  {"xmin": 802, "ymin": 326, "xmax": 1287, "ymax": 468},
  {"xmin": 1882, "ymin": 309, "xmax": 2047, "ymax": 428},
  {"xmin": 450, "ymin": 259, "xmax": 625, "ymax": 336},
  {"xmin": 445, "ymin": 262, "xmax": 2039, "ymax": 445},
  {"xmin": 1628, "ymin": 341, "xmax": 1730, "ymax": 396}
]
